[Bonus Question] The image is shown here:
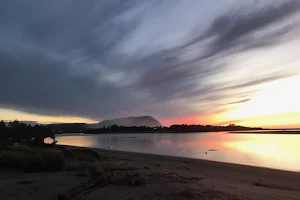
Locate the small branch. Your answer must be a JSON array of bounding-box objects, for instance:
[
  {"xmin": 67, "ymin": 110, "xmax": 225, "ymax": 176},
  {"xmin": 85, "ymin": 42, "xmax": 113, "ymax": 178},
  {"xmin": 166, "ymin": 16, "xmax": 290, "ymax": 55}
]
[{"xmin": 150, "ymin": 172, "xmax": 192, "ymax": 181}]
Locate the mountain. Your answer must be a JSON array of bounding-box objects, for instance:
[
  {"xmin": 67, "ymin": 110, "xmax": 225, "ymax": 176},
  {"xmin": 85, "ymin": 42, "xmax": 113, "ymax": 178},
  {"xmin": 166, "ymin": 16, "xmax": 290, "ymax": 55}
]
[{"xmin": 90, "ymin": 116, "xmax": 161, "ymax": 128}]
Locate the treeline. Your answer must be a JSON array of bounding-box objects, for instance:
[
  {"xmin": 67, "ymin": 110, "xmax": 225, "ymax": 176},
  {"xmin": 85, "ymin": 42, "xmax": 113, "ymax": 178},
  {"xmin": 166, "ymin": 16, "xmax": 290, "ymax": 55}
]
[
  {"xmin": 48, "ymin": 123, "xmax": 87, "ymax": 133},
  {"xmin": 0, "ymin": 120, "xmax": 55, "ymax": 146},
  {"xmin": 168, "ymin": 124, "xmax": 261, "ymax": 132},
  {"xmin": 84, "ymin": 124, "xmax": 262, "ymax": 134},
  {"xmin": 86, "ymin": 125, "xmax": 168, "ymax": 134}
]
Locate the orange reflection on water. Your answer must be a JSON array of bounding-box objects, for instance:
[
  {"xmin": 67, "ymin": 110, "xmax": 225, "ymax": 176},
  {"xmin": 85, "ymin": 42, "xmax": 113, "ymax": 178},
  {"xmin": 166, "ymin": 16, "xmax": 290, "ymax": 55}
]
[
  {"xmin": 46, "ymin": 135, "xmax": 98, "ymax": 148},
  {"xmin": 49, "ymin": 132, "xmax": 300, "ymax": 171},
  {"xmin": 179, "ymin": 140, "xmax": 224, "ymax": 150},
  {"xmin": 223, "ymin": 134, "xmax": 300, "ymax": 171}
]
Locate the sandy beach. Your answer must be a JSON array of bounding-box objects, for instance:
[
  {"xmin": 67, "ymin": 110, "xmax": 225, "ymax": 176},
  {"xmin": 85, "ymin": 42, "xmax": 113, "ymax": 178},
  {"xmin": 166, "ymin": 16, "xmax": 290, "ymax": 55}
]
[{"xmin": 1, "ymin": 146, "xmax": 300, "ymax": 200}]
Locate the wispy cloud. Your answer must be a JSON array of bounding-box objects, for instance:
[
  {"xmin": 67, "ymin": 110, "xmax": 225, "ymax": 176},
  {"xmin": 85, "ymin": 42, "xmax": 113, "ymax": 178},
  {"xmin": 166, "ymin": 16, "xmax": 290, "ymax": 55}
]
[{"xmin": 0, "ymin": 0, "xmax": 300, "ymax": 122}]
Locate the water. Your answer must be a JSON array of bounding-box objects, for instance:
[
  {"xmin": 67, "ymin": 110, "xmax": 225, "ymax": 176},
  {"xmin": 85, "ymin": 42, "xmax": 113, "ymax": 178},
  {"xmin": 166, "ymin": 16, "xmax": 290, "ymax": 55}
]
[{"xmin": 46, "ymin": 132, "xmax": 300, "ymax": 172}]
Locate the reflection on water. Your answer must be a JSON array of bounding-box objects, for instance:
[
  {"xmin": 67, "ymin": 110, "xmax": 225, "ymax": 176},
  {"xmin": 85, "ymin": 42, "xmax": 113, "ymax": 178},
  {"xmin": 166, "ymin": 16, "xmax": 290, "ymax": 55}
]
[{"xmin": 46, "ymin": 132, "xmax": 300, "ymax": 172}]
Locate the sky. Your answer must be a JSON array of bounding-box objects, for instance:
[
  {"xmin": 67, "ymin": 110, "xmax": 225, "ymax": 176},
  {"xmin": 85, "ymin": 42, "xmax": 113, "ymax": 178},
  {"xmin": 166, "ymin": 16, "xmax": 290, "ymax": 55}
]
[{"xmin": 1, "ymin": 0, "xmax": 300, "ymax": 128}]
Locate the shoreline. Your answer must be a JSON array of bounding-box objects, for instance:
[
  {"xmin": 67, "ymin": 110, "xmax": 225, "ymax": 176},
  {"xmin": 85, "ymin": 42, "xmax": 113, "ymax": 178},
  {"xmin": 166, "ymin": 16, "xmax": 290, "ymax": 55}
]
[
  {"xmin": 230, "ymin": 131, "xmax": 300, "ymax": 134},
  {"xmin": 1, "ymin": 145, "xmax": 300, "ymax": 200},
  {"xmin": 66, "ymin": 146, "xmax": 300, "ymax": 200},
  {"xmin": 57, "ymin": 129, "xmax": 300, "ymax": 135},
  {"xmin": 88, "ymin": 147, "xmax": 300, "ymax": 200},
  {"xmin": 61, "ymin": 144, "xmax": 299, "ymax": 173}
]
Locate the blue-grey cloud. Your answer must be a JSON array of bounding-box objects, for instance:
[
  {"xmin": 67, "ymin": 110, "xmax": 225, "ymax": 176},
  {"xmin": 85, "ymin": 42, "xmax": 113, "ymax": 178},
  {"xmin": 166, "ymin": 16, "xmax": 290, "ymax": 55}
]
[{"xmin": 0, "ymin": 0, "xmax": 300, "ymax": 121}]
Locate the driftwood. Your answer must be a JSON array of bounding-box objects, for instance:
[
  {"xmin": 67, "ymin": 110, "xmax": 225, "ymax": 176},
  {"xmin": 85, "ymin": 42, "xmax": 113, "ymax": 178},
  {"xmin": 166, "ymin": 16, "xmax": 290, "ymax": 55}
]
[
  {"xmin": 150, "ymin": 172, "xmax": 194, "ymax": 181},
  {"xmin": 57, "ymin": 179, "xmax": 104, "ymax": 200},
  {"xmin": 56, "ymin": 170, "xmax": 142, "ymax": 200}
]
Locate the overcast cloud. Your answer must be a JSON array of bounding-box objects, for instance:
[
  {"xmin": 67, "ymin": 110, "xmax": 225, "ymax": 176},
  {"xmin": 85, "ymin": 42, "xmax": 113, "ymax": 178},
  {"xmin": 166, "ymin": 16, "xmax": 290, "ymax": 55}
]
[{"xmin": 1, "ymin": 0, "xmax": 300, "ymax": 122}]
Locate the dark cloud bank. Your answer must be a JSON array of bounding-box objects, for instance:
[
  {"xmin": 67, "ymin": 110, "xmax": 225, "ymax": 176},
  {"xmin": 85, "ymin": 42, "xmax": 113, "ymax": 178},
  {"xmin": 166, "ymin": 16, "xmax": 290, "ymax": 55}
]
[{"xmin": 0, "ymin": 0, "xmax": 299, "ymax": 121}]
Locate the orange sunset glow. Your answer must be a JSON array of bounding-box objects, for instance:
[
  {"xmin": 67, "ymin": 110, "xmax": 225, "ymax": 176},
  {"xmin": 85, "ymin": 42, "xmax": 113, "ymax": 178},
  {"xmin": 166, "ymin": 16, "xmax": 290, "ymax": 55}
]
[
  {"xmin": 1, "ymin": 0, "xmax": 300, "ymax": 129},
  {"xmin": 160, "ymin": 74, "xmax": 300, "ymax": 128},
  {"xmin": 2, "ymin": 74, "xmax": 300, "ymax": 128}
]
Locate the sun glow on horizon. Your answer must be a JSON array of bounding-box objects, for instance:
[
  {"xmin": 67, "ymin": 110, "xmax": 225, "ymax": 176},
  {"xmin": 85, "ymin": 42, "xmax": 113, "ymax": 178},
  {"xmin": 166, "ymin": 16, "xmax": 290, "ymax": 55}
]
[
  {"xmin": 215, "ymin": 74, "xmax": 300, "ymax": 128},
  {"xmin": 1, "ymin": 75, "xmax": 300, "ymax": 128}
]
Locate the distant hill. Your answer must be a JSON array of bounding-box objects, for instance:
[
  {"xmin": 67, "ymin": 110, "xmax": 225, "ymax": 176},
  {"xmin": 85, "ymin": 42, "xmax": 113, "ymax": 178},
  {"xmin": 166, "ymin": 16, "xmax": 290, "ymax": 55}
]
[
  {"xmin": 3, "ymin": 120, "xmax": 37, "ymax": 126},
  {"xmin": 43, "ymin": 119, "xmax": 263, "ymax": 134},
  {"xmin": 47, "ymin": 123, "xmax": 87, "ymax": 133},
  {"xmin": 89, "ymin": 116, "xmax": 162, "ymax": 128}
]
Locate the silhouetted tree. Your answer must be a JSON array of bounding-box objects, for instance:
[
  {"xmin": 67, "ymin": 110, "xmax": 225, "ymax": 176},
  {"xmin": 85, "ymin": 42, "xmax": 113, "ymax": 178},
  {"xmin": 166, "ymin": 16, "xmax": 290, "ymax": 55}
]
[
  {"xmin": 0, "ymin": 120, "xmax": 55, "ymax": 146},
  {"xmin": 0, "ymin": 120, "xmax": 5, "ymax": 130}
]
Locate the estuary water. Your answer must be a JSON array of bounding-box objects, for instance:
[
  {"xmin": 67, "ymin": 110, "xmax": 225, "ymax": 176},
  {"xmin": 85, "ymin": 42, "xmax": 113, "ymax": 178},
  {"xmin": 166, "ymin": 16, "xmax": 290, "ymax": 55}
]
[{"xmin": 47, "ymin": 132, "xmax": 300, "ymax": 172}]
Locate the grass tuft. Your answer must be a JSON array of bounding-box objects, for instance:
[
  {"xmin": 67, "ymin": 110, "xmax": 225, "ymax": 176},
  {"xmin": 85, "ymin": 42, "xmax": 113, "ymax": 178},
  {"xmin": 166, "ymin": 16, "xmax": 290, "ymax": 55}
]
[{"xmin": 61, "ymin": 148, "xmax": 102, "ymax": 162}]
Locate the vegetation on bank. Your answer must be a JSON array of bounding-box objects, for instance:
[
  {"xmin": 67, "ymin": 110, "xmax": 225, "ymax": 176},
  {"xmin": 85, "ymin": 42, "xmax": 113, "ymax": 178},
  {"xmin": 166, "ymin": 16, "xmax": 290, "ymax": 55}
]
[
  {"xmin": 0, "ymin": 120, "xmax": 61, "ymax": 172},
  {"xmin": 52, "ymin": 123, "xmax": 262, "ymax": 134},
  {"xmin": 0, "ymin": 120, "xmax": 56, "ymax": 146},
  {"xmin": 0, "ymin": 119, "xmax": 104, "ymax": 172}
]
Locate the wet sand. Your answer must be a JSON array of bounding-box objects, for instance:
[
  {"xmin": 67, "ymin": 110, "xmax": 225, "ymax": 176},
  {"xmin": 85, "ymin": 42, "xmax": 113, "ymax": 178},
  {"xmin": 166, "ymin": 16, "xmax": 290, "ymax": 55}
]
[{"xmin": 1, "ymin": 146, "xmax": 300, "ymax": 200}]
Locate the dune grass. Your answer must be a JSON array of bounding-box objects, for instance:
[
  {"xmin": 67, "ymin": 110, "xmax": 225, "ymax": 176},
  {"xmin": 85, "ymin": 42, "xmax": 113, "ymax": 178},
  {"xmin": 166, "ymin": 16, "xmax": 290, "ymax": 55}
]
[{"xmin": 0, "ymin": 146, "xmax": 64, "ymax": 172}]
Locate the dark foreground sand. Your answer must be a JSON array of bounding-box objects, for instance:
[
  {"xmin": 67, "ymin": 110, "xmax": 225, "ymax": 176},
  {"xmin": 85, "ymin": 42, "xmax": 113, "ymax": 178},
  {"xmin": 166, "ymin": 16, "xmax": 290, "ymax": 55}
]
[{"xmin": 1, "ymin": 146, "xmax": 300, "ymax": 200}]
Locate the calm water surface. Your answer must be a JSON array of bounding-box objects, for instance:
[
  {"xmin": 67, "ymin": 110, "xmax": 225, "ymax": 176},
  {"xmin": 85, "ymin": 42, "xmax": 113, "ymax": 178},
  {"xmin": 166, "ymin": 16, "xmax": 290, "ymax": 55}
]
[{"xmin": 48, "ymin": 132, "xmax": 300, "ymax": 172}]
